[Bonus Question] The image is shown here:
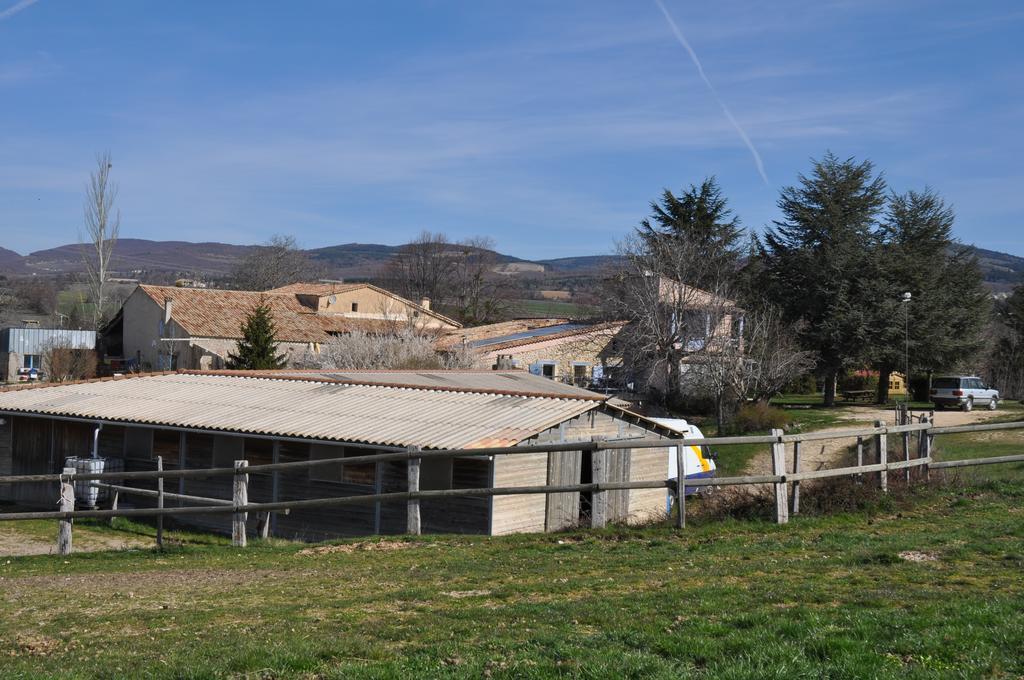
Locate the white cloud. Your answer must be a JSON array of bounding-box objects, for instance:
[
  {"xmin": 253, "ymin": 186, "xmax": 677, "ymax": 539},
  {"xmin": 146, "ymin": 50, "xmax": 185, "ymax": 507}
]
[{"xmin": 0, "ymin": 0, "xmax": 40, "ymax": 22}]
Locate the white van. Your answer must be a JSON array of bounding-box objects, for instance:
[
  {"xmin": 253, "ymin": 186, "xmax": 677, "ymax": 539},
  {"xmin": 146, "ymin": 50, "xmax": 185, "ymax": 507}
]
[{"xmin": 650, "ymin": 418, "xmax": 717, "ymax": 511}]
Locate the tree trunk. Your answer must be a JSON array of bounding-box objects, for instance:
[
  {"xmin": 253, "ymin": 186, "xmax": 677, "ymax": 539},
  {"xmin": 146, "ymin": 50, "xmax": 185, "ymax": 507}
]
[
  {"xmin": 876, "ymin": 367, "xmax": 891, "ymax": 405},
  {"xmin": 823, "ymin": 370, "xmax": 838, "ymax": 407},
  {"xmin": 715, "ymin": 393, "xmax": 726, "ymax": 434}
]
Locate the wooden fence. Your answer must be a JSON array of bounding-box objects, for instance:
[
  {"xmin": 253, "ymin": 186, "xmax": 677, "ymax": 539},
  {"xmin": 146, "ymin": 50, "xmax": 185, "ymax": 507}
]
[{"xmin": 2, "ymin": 417, "xmax": 1023, "ymax": 555}]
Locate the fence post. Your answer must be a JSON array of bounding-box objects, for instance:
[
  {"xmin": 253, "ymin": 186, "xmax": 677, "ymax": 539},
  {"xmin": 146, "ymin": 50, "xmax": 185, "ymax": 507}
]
[
  {"xmin": 675, "ymin": 442, "xmax": 685, "ymax": 529},
  {"xmin": 57, "ymin": 466, "xmax": 75, "ymax": 555},
  {"xmin": 232, "ymin": 460, "xmax": 248, "ymax": 548},
  {"xmin": 924, "ymin": 416, "xmax": 933, "ymax": 482},
  {"xmin": 790, "ymin": 440, "xmax": 802, "ymax": 515},
  {"xmin": 407, "ymin": 446, "xmax": 421, "ymax": 535},
  {"xmin": 856, "ymin": 436, "xmax": 864, "ymax": 481},
  {"xmin": 591, "ymin": 448, "xmax": 608, "ymax": 529},
  {"xmin": 874, "ymin": 420, "xmax": 887, "ymax": 492},
  {"xmin": 107, "ymin": 489, "xmax": 119, "ymax": 527},
  {"xmin": 770, "ymin": 429, "xmax": 788, "ymax": 524},
  {"xmin": 902, "ymin": 430, "xmax": 911, "ymax": 485},
  {"xmin": 156, "ymin": 456, "xmax": 164, "ymax": 550}
]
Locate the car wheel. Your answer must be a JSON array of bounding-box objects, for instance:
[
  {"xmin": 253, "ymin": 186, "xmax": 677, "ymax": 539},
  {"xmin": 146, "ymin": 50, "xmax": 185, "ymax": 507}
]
[
  {"xmin": 962, "ymin": 398, "xmax": 973, "ymax": 412},
  {"xmin": 989, "ymin": 397, "xmax": 998, "ymax": 411}
]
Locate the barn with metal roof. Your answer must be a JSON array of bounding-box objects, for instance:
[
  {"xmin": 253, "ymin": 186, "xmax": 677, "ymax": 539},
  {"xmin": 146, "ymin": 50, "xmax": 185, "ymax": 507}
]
[{"xmin": 0, "ymin": 370, "xmax": 675, "ymax": 538}]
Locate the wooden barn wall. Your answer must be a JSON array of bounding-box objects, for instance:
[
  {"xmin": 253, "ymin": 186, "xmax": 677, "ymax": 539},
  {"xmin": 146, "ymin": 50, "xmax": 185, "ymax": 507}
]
[
  {"xmin": 0, "ymin": 415, "xmax": 12, "ymax": 500},
  {"xmin": 491, "ymin": 410, "xmax": 671, "ymax": 535},
  {"xmin": 5, "ymin": 420, "xmax": 495, "ymax": 541},
  {"xmin": 2, "ymin": 417, "xmax": 97, "ymax": 507}
]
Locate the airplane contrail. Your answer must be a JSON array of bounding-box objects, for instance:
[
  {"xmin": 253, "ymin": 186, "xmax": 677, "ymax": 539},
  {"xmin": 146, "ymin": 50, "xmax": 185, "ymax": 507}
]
[
  {"xmin": 653, "ymin": 0, "xmax": 770, "ymax": 186},
  {"xmin": 0, "ymin": 0, "xmax": 40, "ymax": 21}
]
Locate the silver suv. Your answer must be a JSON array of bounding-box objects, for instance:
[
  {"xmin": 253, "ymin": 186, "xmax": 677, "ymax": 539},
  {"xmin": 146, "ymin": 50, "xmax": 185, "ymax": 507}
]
[{"xmin": 931, "ymin": 376, "xmax": 999, "ymax": 411}]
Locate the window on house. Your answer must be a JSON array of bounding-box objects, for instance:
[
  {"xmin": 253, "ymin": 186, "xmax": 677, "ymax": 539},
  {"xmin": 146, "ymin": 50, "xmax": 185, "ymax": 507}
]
[
  {"xmin": 351, "ymin": 302, "xmax": 359, "ymax": 312},
  {"xmin": 542, "ymin": 363, "xmax": 556, "ymax": 378},
  {"xmin": 23, "ymin": 355, "xmax": 41, "ymax": 370},
  {"xmin": 573, "ymin": 364, "xmax": 588, "ymax": 385}
]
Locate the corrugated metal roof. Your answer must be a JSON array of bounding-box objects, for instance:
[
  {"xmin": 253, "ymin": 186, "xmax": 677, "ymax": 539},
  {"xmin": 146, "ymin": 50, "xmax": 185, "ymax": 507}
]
[
  {"xmin": 263, "ymin": 369, "xmax": 601, "ymax": 399},
  {"xmin": 0, "ymin": 372, "xmax": 601, "ymax": 449},
  {"xmin": 1, "ymin": 328, "xmax": 96, "ymax": 354}
]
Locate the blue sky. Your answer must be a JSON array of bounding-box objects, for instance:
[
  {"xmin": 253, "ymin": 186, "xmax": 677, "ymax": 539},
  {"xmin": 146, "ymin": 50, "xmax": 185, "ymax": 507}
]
[{"xmin": 1, "ymin": 1, "xmax": 1022, "ymax": 259}]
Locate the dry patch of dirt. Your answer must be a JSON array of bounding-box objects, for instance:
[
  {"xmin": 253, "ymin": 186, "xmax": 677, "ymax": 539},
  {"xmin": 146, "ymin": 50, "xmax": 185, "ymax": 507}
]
[
  {"xmin": 898, "ymin": 550, "xmax": 938, "ymax": 562},
  {"xmin": 8, "ymin": 633, "xmax": 67, "ymax": 657},
  {"xmin": 296, "ymin": 539, "xmax": 420, "ymax": 556},
  {"xmin": 442, "ymin": 589, "xmax": 492, "ymax": 598},
  {"xmin": 0, "ymin": 529, "xmax": 149, "ymax": 557}
]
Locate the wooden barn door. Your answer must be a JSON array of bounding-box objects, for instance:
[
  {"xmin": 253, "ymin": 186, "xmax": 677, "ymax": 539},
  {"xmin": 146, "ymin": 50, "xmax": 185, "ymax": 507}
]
[{"xmin": 545, "ymin": 450, "xmax": 582, "ymax": 531}]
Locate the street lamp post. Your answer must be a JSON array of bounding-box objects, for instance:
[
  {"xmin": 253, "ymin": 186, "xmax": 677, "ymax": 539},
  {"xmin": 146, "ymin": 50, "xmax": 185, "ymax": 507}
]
[{"xmin": 902, "ymin": 292, "xmax": 912, "ymax": 403}]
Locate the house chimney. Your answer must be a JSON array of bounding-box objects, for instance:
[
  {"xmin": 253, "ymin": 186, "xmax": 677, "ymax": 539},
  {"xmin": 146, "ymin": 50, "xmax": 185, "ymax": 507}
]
[
  {"xmin": 420, "ymin": 297, "xmax": 431, "ymax": 311},
  {"xmin": 163, "ymin": 298, "xmax": 174, "ymax": 326}
]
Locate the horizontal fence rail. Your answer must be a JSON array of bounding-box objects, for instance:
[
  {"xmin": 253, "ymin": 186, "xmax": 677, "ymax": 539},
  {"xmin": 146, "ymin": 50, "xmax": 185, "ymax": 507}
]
[{"xmin": 0, "ymin": 417, "xmax": 1021, "ymax": 555}]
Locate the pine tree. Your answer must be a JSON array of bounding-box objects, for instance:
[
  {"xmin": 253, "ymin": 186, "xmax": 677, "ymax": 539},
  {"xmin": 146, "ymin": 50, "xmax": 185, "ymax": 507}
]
[
  {"xmin": 989, "ymin": 284, "xmax": 1024, "ymax": 399},
  {"xmin": 868, "ymin": 189, "xmax": 989, "ymax": 402},
  {"xmin": 638, "ymin": 177, "xmax": 743, "ymax": 287},
  {"xmin": 227, "ymin": 298, "xmax": 287, "ymax": 370},
  {"xmin": 757, "ymin": 152, "xmax": 887, "ymax": 406}
]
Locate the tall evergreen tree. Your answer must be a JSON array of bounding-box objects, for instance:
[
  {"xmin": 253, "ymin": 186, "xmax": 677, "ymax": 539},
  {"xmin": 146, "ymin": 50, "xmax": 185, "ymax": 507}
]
[
  {"xmin": 868, "ymin": 189, "xmax": 989, "ymax": 402},
  {"xmin": 638, "ymin": 177, "xmax": 743, "ymax": 287},
  {"xmin": 227, "ymin": 298, "xmax": 287, "ymax": 370},
  {"xmin": 988, "ymin": 284, "xmax": 1024, "ymax": 399},
  {"xmin": 757, "ymin": 152, "xmax": 887, "ymax": 406}
]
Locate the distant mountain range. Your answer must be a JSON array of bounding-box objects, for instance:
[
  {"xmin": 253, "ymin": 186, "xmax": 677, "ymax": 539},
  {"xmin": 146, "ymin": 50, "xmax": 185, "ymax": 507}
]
[{"xmin": 0, "ymin": 238, "xmax": 1021, "ymax": 290}]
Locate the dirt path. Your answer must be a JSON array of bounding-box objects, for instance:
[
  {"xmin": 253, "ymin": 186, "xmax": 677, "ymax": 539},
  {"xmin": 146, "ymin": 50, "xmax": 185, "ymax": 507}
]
[
  {"xmin": 0, "ymin": 528, "xmax": 150, "ymax": 557},
  {"xmin": 744, "ymin": 405, "xmax": 1008, "ymax": 475}
]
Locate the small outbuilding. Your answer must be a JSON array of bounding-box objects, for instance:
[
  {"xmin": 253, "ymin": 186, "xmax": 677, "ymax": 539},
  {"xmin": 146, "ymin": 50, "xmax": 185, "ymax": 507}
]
[{"xmin": 0, "ymin": 370, "xmax": 679, "ymax": 539}]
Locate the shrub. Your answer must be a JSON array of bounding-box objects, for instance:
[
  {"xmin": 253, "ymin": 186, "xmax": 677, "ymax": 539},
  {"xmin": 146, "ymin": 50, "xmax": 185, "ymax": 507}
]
[
  {"xmin": 724, "ymin": 402, "xmax": 788, "ymax": 434},
  {"xmin": 841, "ymin": 371, "xmax": 878, "ymax": 393},
  {"xmin": 783, "ymin": 373, "xmax": 818, "ymax": 395}
]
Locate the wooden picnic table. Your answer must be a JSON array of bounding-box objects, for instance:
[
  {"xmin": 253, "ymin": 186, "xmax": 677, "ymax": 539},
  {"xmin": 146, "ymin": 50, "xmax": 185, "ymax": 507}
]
[{"xmin": 841, "ymin": 389, "xmax": 874, "ymax": 403}]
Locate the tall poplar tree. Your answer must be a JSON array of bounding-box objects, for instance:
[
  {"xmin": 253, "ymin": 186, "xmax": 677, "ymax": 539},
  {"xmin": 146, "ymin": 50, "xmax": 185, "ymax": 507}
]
[{"xmin": 757, "ymin": 153, "xmax": 887, "ymax": 406}]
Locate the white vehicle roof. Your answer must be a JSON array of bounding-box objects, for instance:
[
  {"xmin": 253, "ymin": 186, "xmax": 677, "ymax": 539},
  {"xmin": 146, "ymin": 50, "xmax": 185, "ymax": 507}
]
[{"xmin": 649, "ymin": 417, "xmax": 705, "ymax": 440}]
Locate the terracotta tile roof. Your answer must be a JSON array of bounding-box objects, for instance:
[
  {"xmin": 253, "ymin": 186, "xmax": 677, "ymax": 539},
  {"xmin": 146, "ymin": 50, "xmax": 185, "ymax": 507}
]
[
  {"xmin": 267, "ymin": 282, "xmax": 365, "ymax": 296},
  {"xmin": 477, "ymin": 321, "xmax": 625, "ymax": 353},
  {"xmin": 314, "ymin": 315, "xmax": 408, "ymax": 335},
  {"xmin": 138, "ymin": 285, "xmax": 329, "ymax": 343},
  {"xmin": 267, "ymin": 282, "xmax": 462, "ymax": 328}
]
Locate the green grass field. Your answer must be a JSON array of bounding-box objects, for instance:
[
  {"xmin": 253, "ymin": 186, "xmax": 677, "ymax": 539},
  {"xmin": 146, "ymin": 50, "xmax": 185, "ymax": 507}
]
[
  {"xmin": 507, "ymin": 298, "xmax": 597, "ymax": 319},
  {"xmin": 2, "ymin": 412, "xmax": 1023, "ymax": 678},
  {"xmin": 3, "ymin": 477, "xmax": 1023, "ymax": 678}
]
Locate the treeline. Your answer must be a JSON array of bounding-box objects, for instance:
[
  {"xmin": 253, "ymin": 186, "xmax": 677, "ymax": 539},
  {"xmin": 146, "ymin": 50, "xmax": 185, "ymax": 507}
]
[{"xmin": 623, "ymin": 151, "xmax": 994, "ymax": 409}]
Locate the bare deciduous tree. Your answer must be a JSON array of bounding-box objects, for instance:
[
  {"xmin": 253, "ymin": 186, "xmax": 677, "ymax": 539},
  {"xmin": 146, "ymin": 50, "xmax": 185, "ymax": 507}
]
[
  {"xmin": 689, "ymin": 305, "xmax": 816, "ymax": 431},
  {"xmin": 297, "ymin": 326, "xmax": 475, "ymax": 370},
  {"xmin": 81, "ymin": 152, "xmax": 121, "ymax": 329},
  {"xmin": 385, "ymin": 231, "xmax": 507, "ymax": 324},
  {"xmin": 231, "ymin": 235, "xmax": 324, "ymax": 291},
  {"xmin": 42, "ymin": 340, "xmax": 98, "ymax": 383},
  {"xmin": 603, "ymin": 233, "xmax": 733, "ymax": 405}
]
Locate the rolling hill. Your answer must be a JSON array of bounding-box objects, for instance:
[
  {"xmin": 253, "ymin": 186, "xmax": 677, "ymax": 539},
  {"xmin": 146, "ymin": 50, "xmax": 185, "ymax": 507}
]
[{"xmin": 0, "ymin": 238, "xmax": 1021, "ymax": 290}]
